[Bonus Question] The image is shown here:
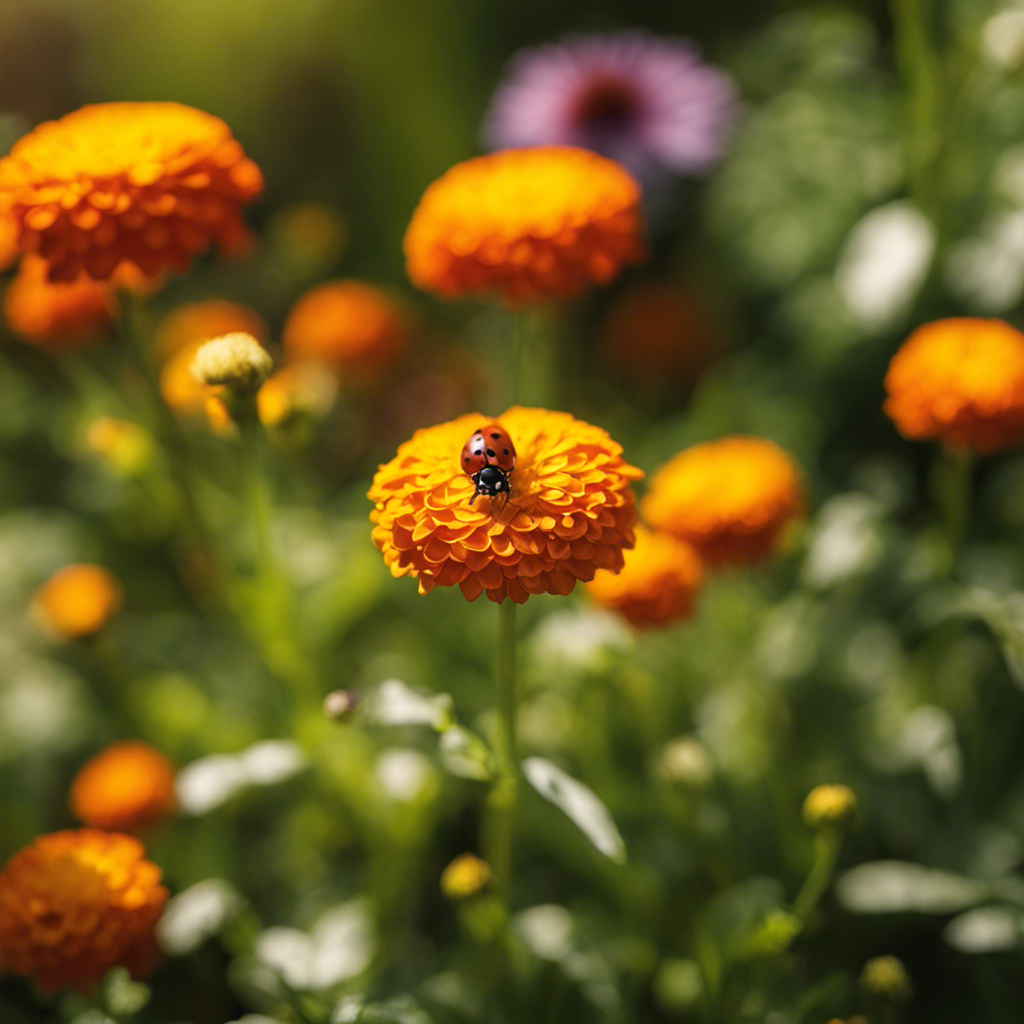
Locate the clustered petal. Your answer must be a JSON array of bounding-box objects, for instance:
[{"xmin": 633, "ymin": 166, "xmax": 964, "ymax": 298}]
[
  {"xmin": 403, "ymin": 146, "xmax": 644, "ymax": 305},
  {"xmin": 0, "ymin": 102, "xmax": 263, "ymax": 281},
  {"xmin": 70, "ymin": 741, "xmax": 178, "ymax": 833},
  {"xmin": 369, "ymin": 407, "xmax": 642, "ymax": 604},
  {"xmin": 642, "ymin": 436, "xmax": 804, "ymax": 566},
  {"xmin": 0, "ymin": 830, "xmax": 168, "ymax": 992},
  {"xmin": 586, "ymin": 524, "xmax": 702, "ymax": 628},
  {"xmin": 883, "ymin": 317, "xmax": 1024, "ymax": 453}
]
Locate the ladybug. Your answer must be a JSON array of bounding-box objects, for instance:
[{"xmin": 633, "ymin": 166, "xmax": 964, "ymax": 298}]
[{"xmin": 461, "ymin": 422, "xmax": 516, "ymax": 505}]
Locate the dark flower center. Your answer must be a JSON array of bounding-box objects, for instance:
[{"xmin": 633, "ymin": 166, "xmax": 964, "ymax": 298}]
[{"xmin": 571, "ymin": 76, "xmax": 641, "ymax": 132}]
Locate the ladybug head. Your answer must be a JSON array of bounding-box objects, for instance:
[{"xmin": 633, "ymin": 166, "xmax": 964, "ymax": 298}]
[{"xmin": 476, "ymin": 465, "xmax": 509, "ymax": 493}]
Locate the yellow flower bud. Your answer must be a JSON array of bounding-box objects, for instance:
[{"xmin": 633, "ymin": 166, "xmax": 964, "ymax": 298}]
[
  {"xmin": 803, "ymin": 784, "xmax": 858, "ymax": 831},
  {"xmin": 190, "ymin": 332, "xmax": 272, "ymax": 397},
  {"xmin": 440, "ymin": 854, "xmax": 491, "ymax": 900},
  {"xmin": 859, "ymin": 955, "xmax": 912, "ymax": 1005}
]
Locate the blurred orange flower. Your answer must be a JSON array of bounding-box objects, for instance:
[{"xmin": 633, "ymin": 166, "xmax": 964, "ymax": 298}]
[
  {"xmin": 884, "ymin": 318, "xmax": 1024, "ymax": 453},
  {"xmin": 601, "ymin": 280, "xmax": 720, "ymax": 382},
  {"xmin": 369, "ymin": 408, "xmax": 641, "ymax": 604},
  {"xmin": 0, "ymin": 198, "xmax": 20, "ymax": 272},
  {"xmin": 4, "ymin": 254, "xmax": 115, "ymax": 347},
  {"xmin": 404, "ymin": 146, "xmax": 644, "ymax": 304},
  {"xmin": 154, "ymin": 299, "xmax": 267, "ymax": 361},
  {"xmin": 587, "ymin": 525, "xmax": 702, "ymax": 627},
  {"xmin": 282, "ymin": 280, "xmax": 409, "ymax": 378},
  {"xmin": 0, "ymin": 102, "xmax": 263, "ymax": 281},
  {"xmin": 642, "ymin": 436, "xmax": 804, "ymax": 566},
  {"xmin": 33, "ymin": 563, "xmax": 123, "ymax": 639},
  {"xmin": 70, "ymin": 741, "xmax": 177, "ymax": 832},
  {"xmin": 0, "ymin": 830, "xmax": 167, "ymax": 992}
]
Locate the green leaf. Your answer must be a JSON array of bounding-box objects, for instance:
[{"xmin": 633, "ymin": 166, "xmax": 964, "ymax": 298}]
[{"xmin": 522, "ymin": 757, "xmax": 626, "ymax": 863}]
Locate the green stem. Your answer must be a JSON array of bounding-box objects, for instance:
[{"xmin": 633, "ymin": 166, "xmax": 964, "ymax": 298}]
[
  {"xmin": 932, "ymin": 446, "xmax": 973, "ymax": 572},
  {"xmin": 791, "ymin": 829, "xmax": 842, "ymax": 922},
  {"xmin": 891, "ymin": 0, "xmax": 943, "ymax": 211},
  {"xmin": 118, "ymin": 295, "xmax": 215, "ymax": 558},
  {"xmin": 486, "ymin": 599, "xmax": 518, "ymax": 912},
  {"xmin": 239, "ymin": 411, "xmax": 276, "ymax": 582},
  {"xmin": 235, "ymin": 404, "xmax": 319, "ymax": 709}
]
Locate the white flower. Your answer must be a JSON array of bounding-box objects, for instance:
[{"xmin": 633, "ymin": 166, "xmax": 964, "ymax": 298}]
[
  {"xmin": 375, "ymin": 748, "xmax": 435, "ymax": 802},
  {"xmin": 256, "ymin": 902, "xmax": 374, "ymax": 991},
  {"xmin": 158, "ymin": 879, "xmax": 243, "ymax": 955},
  {"xmin": 835, "ymin": 202, "xmax": 935, "ymax": 328}
]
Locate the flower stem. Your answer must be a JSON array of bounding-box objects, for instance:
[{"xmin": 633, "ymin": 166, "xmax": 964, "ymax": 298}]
[
  {"xmin": 235, "ymin": 404, "xmax": 319, "ymax": 709},
  {"xmin": 891, "ymin": 0, "xmax": 943, "ymax": 211},
  {"xmin": 791, "ymin": 829, "xmax": 842, "ymax": 922},
  {"xmin": 932, "ymin": 446, "xmax": 973, "ymax": 572},
  {"xmin": 486, "ymin": 599, "xmax": 519, "ymax": 912},
  {"xmin": 118, "ymin": 294, "xmax": 214, "ymax": 558}
]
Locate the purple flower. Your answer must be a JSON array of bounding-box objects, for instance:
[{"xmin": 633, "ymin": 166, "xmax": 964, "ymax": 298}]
[{"xmin": 483, "ymin": 31, "xmax": 739, "ymax": 181}]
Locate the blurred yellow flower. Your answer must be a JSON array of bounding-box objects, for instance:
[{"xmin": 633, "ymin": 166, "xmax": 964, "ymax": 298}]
[
  {"xmin": 369, "ymin": 408, "xmax": 641, "ymax": 604},
  {"xmin": 33, "ymin": 563, "xmax": 123, "ymax": 639},
  {"xmin": 404, "ymin": 146, "xmax": 644, "ymax": 304},
  {"xmin": 70, "ymin": 741, "xmax": 177, "ymax": 832},
  {"xmin": 884, "ymin": 318, "xmax": 1024, "ymax": 453},
  {"xmin": 587, "ymin": 525, "xmax": 702, "ymax": 628},
  {"xmin": 282, "ymin": 279, "xmax": 409, "ymax": 379},
  {"xmin": 0, "ymin": 102, "xmax": 263, "ymax": 281},
  {"xmin": 642, "ymin": 436, "xmax": 804, "ymax": 567},
  {"xmin": 85, "ymin": 417, "xmax": 153, "ymax": 474},
  {"xmin": 0, "ymin": 829, "xmax": 168, "ymax": 992},
  {"xmin": 258, "ymin": 363, "xmax": 339, "ymax": 428},
  {"xmin": 440, "ymin": 853, "xmax": 491, "ymax": 899}
]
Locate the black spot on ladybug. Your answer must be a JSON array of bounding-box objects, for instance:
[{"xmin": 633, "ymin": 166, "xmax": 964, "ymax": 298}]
[
  {"xmin": 490, "ymin": 432, "xmax": 500, "ymax": 439},
  {"xmin": 474, "ymin": 448, "xmax": 483, "ymax": 455},
  {"xmin": 486, "ymin": 448, "xmax": 496, "ymax": 457},
  {"xmin": 503, "ymin": 448, "xmax": 509, "ymax": 455},
  {"xmin": 464, "ymin": 456, "xmax": 471, "ymax": 462}
]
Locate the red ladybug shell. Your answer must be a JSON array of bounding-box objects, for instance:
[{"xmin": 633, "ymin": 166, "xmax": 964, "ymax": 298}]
[{"xmin": 461, "ymin": 422, "xmax": 517, "ymax": 476}]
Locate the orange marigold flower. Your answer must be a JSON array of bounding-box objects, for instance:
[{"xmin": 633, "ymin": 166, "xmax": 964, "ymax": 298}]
[
  {"xmin": 642, "ymin": 436, "xmax": 805, "ymax": 567},
  {"xmin": 0, "ymin": 829, "xmax": 168, "ymax": 992},
  {"xmin": 369, "ymin": 407, "xmax": 642, "ymax": 604},
  {"xmin": 70, "ymin": 741, "xmax": 177, "ymax": 832},
  {"xmin": 883, "ymin": 318, "xmax": 1024, "ymax": 453},
  {"xmin": 404, "ymin": 146, "xmax": 645, "ymax": 305},
  {"xmin": 4, "ymin": 255, "xmax": 114, "ymax": 347},
  {"xmin": 283, "ymin": 279, "xmax": 409, "ymax": 379},
  {"xmin": 0, "ymin": 101, "xmax": 263, "ymax": 282},
  {"xmin": 586, "ymin": 525, "xmax": 702, "ymax": 628},
  {"xmin": 33, "ymin": 563, "xmax": 123, "ymax": 639}
]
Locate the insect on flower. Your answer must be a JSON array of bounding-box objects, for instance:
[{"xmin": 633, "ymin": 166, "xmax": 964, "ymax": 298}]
[{"xmin": 461, "ymin": 422, "xmax": 517, "ymax": 507}]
